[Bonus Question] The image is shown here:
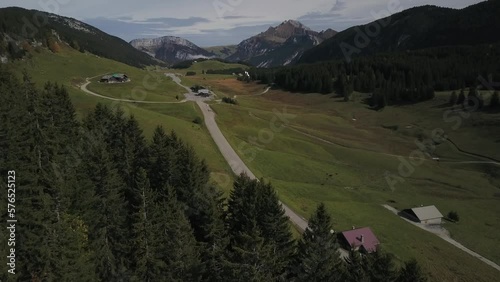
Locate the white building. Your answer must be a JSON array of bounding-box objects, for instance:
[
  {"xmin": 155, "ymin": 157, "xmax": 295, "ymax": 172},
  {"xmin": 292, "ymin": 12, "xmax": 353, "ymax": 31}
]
[
  {"xmin": 404, "ymin": 205, "xmax": 443, "ymax": 225},
  {"xmin": 197, "ymin": 89, "xmax": 211, "ymax": 97}
]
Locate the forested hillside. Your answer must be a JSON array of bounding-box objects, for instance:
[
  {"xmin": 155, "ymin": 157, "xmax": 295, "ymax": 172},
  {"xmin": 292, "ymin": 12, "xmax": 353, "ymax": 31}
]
[
  {"xmin": 298, "ymin": 1, "xmax": 500, "ymax": 64},
  {"xmin": 246, "ymin": 44, "xmax": 500, "ymax": 107},
  {"xmin": 0, "ymin": 7, "xmax": 160, "ymax": 67},
  {"xmin": 0, "ymin": 66, "xmax": 426, "ymax": 281}
]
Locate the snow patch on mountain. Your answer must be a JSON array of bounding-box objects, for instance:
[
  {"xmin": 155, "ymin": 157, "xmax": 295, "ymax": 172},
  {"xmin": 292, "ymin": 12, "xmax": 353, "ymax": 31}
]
[
  {"xmin": 283, "ymin": 51, "xmax": 300, "ymax": 66},
  {"xmin": 130, "ymin": 36, "xmax": 215, "ymax": 64}
]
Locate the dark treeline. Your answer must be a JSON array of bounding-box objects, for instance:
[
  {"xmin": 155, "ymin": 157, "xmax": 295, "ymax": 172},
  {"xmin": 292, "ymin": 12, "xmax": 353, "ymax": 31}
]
[
  {"xmin": 205, "ymin": 68, "xmax": 246, "ymax": 75},
  {"xmin": 244, "ymin": 44, "xmax": 500, "ymax": 107},
  {"xmin": 171, "ymin": 58, "xmax": 251, "ymax": 69},
  {"xmin": 0, "ymin": 66, "xmax": 427, "ymax": 281}
]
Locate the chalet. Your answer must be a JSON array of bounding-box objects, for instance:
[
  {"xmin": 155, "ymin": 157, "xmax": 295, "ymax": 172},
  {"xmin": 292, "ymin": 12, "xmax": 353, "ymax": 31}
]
[
  {"xmin": 100, "ymin": 73, "xmax": 129, "ymax": 83},
  {"xmin": 340, "ymin": 227, "xmax": 380, "ymax": 253},
  {"xmin": 197, "ymin": 89, "xmax": 211, "ymax": 97},
  {"xmin": 402, "ymin": 205, "xmax": 443, "ymax": 225}
]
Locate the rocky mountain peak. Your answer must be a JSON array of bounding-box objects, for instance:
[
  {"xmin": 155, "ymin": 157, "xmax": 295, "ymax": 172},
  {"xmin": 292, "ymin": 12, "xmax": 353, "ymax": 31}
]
[
  {"xmin": 129, "ymin": 36, "xmax": 214, "ymax": 64},
  {"xmin": 259, "ymin": 20, "xmax": 313, "ymax": 43},
  {"xmin": 281, "ymin": 20, "xmax": 310, "ymax": 30}
]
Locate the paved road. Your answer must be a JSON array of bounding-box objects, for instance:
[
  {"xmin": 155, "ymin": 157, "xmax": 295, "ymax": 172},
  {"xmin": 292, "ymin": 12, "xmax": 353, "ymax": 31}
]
[
  {"xmin": 80, "ymin": 77, "xmax": 188, "ymax": 104},
  {"xmin": 382, "ymin": 205, "xmax": 500, "ymax": 272},
  {"xmin": 81, "ymin": 74, "xmax": 309, "ymax": 231},
  {"xmin": 164, "ymin": 74, "xmax": 310, "ymax": 231},
  {"xmin": 79, "ymin": 73, "xmax": 352, "ymax": 255}
]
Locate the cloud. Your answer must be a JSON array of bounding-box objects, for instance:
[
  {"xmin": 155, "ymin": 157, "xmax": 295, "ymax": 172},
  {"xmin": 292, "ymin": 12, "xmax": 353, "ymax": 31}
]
[
  {"xmin": 221, "ymin": 15, "xmax": 262, "ymax": 20},
  {"xmin": 330, "ymin": 0, "xmax": 347, "ymax": 12},
  {"xmin": 125, "ymin": 17, "xmax": 211, "ymax": 26}
]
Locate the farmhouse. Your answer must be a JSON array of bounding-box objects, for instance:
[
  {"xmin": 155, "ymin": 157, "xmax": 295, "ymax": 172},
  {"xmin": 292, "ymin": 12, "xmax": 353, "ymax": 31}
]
[
  {"xmin": 100, "ymin": 73, "xmax": 129, "ymax": 83},
  {"xmin": 402, "ymin": 205, "xmax": 443, "ymax": 225},
  {"xmin": 197, "ymin": 89, "xmax": 211, "ymax": 97},
  {"xmin": 340, "ymin": 227, "xmax": 380, "ymax": 253}
]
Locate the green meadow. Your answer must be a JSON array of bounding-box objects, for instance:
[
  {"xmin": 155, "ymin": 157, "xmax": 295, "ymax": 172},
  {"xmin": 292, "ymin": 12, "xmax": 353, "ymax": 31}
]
[
  {"xmin": 181, "ymin": 59, "xmax": 248, "ymax": 74},
  {"xmin": 8, "ymin": 48, "xmax": 500, "ymax": 281},
  {"xmin": 206, "ymin": 77, "xmax": 500, "ymax": 281},
  {"xmin": 9, "ymin": 47, "xmax": 235, "ymax": 194}
]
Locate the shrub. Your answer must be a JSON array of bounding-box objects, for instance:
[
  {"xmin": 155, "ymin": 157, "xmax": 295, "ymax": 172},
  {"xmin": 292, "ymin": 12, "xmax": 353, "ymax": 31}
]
[
  {"xmin": 193, "ymin": 116, "xmax": 202, "ymax": 125},
  {"xmin": 447, "ymin": 211, "xmax": 459, "ymax": 222},
  {"xmin": 186, "ymin": 71, "xmax": 196, "ymax": 76},
  {"xmin": 222, "ymin": 97, "xmax": 238, "ymax": 105},
  {"xmin": 190, "ymin": 85, "xmax": 205, "ymax": 92}
]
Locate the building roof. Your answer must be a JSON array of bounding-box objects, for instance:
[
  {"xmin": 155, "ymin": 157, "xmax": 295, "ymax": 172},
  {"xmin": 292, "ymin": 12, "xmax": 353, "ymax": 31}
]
[
  {"xmin": 112, "ymin": 73, "xmax": 127, "ymax": 78},
  {"xmin": 198, "ymin": 89, "xmax": 210, "ymax": 94},
  {"xmin": 101, "ymin": 75, "xmax": 112, "ymax": 79},
  {"xmin": 410, "ymin": 206, "xmax": 443, "ymax": 221},
  {"xmin": 341, "ymin": 227, "xmax": 379, "ymax": 253}
]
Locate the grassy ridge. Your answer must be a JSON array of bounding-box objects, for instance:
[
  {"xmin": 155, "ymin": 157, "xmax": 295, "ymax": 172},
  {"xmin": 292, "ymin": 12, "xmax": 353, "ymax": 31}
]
[{"xmin": 87, "ymin": 73, "xmax": 185, "ymax": 103}]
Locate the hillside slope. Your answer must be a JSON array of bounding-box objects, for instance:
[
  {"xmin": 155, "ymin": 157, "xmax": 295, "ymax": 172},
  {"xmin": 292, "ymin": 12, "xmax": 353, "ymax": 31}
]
[
  {"xmin": 203, "ymin": 45, "xmax": 238, "ymax": 59},
  {"xmin": 299, "ymin": 1, "xmax": 500, "ymax": 64},
  {"xmin": 0, "ymin": 7, "xmax": 160, "ymax": 67}
]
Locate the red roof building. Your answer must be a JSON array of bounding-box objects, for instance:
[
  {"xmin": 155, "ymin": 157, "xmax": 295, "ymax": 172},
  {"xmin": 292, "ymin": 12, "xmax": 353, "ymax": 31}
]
[{"xmin": 340, "ymin": 227, "xmax": 380, "ymax": 253}]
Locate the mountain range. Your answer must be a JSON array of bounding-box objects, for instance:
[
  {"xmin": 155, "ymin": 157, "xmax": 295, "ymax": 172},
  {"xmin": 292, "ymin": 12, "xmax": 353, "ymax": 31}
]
[
  {"xmin": 129, "ymin": 20, "xmax": 337, "ymax": 67},
  {"xmin": 2, "ymin": 1, "xmax": 500, "ymax": 69},
  {"xmin": 225, "ymin": 20, "xmax": 337, "ymax": 67},
  {"xmin": 130, "ymin": 36, "xmax": 215, "ymax": 64}
]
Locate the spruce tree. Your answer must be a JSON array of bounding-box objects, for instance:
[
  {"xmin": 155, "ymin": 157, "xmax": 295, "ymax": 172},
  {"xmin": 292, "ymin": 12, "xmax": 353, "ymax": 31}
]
[
  {"xmin": 120, "ymin": 116, "xmax": 149, "ymax": 244},
  {"xmin": 82, "ymin": 137, "xmax": 130, "ymax": 281},
  {"xmin": 344, "ymin": 249, "xmax": 368, "ymax": 282},
  {"xmin": 225, "ymin": 175, "xmax": 276, "ymax": 281},
  {"xmin": 156, "ymin": 188, "xmax": 203, "ymax": 281},
  {"xmin": 365, "ymin": 250, "xmax": 396, "ymax": 282},
  {"xmin": 397, "ymin": 259, "xmax": 428, "ymax": 282},
  {"xmin": 185, "ymin": 181, "xmax": 230, "ymax": 281},
  {"xmin": 0, "ymin": 71, "xmax": 96, "ymax": 281},
  {"xmin": 449, "ymin": 91, "xmax": 457, "ymax": 105},
  {"xmin": 257, "ymin": 181, "xmax": 295, "ymax": 280},
  {"xmin": 490, "ymin": 91, "xmax": 499, "ymax": 108},
  {"xmin": 291, "ymin": 203, "xmax": 344, "ymax": 282},
  {"xmin": 467, "ymin": 86, "xmax": 478, "ymax": 107},
  {"xmin": 148, "ymin": 126, "xmax": 178, "ymax": 198},
  {"xmin": 131, "ymin": 168, "xmax": 161, "ymax": 282},
  {"xmin": 457, "ymin": 88, "xmax": 466, "ymax": 105}
]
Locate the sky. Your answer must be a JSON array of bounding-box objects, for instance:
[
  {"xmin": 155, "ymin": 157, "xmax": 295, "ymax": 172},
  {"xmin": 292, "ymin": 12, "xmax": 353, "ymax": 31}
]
[{"xmin": 0, "ymin": 0, "xmax": 483, "ymax": 47}]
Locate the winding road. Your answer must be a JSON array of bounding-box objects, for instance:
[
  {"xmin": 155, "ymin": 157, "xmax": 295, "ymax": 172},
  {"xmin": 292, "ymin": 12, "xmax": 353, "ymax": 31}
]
[
  {"xmin": 80, "ymin": 73, "xmax": 309, "ymax": 231},
  {"xmin": 80, "ymin": 77, "xmax": 188, "ymax": 104}
]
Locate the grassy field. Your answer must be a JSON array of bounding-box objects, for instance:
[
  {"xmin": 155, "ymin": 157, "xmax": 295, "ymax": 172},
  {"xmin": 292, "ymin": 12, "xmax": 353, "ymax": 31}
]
[
  {"xmin": 9, "ymin": 47, "xmax": 235, "ymax": 194},
  {"xmin": 87, "ymin": 72, "xmax": 185, "ymax": 102},
  {"xmin": 175, "ymin": 59, "xmax": 247, "ymax": 75},
  {"xmin": 202, "ymin": 76, "xmax": 500, "ymax": 281},
  {"xmin": 9, "ymin": 48, "xmax": 500, "ymax": 280}
]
